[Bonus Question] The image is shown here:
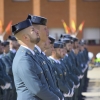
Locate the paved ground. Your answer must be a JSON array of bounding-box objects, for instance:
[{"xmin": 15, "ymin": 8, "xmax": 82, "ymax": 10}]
[{"xmin": 82, "ymin": 67, "xmax": 100, "ymax": 100}]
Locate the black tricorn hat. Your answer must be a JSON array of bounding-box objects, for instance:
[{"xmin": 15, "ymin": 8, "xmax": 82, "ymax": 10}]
[
  {"xmin": 79, "ymin": 39, "xmax": 86, "ymax": 45},
  {"xmin": 27, "ymin": 14, "xmax": 47, "ymax": 25},
  {"xmin": 54, "ymin": 41, "xmax": 64, "ymax": 48},
  {"xmin": 60, "ymin": 34, "xmax": 72, "ymax": 39},
  {"xmin": 48, "ymin": 35, "xmax": 55, "ymax": 44},
  {"xmin": 2, "ymin": 41, "xmax": 9, "ymax": 47},
  {"xmin": 12, "ymin": 19, "xmax": 32, "ymax": 35},
  {"xmin": 8, "ymin": 36, "xmax": 17, "ymax": 41},
  {"xmin": 72, "ymin": 37, "xmax": 78, "ymax": 42},
  {"xmin": 61, "ymin": 38, "xmax": 71, "ymax": 43}
]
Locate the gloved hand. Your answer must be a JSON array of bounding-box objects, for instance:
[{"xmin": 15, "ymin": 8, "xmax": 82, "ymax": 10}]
[
  {"xmin": 0, "ymin": 83, "xmax": 11, "ymax": 90},
  {"xmin": 63, "ymin": 91, "xmax": 70, "ymax": 97},
  {"xmin": 74, "ymin": 83, "xmax": 80, "ymax": 88}
]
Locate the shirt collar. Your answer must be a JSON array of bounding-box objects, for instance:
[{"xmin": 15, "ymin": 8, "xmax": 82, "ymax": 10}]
[
  {"xmin": 66, "ymin": 53, "xmax": 68, "ymax": 57},
  {"xmin": 0, "ymin": 54, "xmax": 2, "ymax": 58},
  {"xmin": 49, "ymin": 56, "xmax": 58, "ymax": 63},
  {"xmin": 56, "ymin": 60, "xmax": 61, "ymax": 64},
  {"xmin": 42, "ymin": 52, "xmax": 46, "ymax": 55},
  {"xmin": 35, "ymin": 45, "xmax": 42, "ymax": 53},
  {"xmin": 21, "ymin": 45, "xmax": 35, "ymax": 55},
  {"xmin": 10, "ymin": 49, "xmax": 16, "ymax": 53},
  {"xmin": 72, "ymin": 49, "xmax": 74, "ymax": 52}
]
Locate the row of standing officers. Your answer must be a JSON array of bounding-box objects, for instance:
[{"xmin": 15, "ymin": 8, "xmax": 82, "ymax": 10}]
[{"xmin": 0, "ymin": 14, "xmax": 89, "ymax": 100}]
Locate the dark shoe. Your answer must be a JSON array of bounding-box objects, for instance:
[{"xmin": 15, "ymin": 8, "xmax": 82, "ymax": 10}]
[{"xmin": 80, "ymin": 94, "xmax": 86, "ymax": 98}]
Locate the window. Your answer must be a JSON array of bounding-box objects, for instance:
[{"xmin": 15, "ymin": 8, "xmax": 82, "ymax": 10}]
[
  {"xmin": 13, "ymin": 0, "xmax": 30, "ymax": 1},
  {"xmin": 83, "ymin": 0, "xmax": 100, "ymax": 1},
  {"xmin": 48, "ymin": 0, "xmax": 65, "ymax": 1},
  {"xmin": 85, "ymin": 40, "xmax": 100, "ymax": 45},
  {"xmin": 83, "ymin": 28, "xmax": 100, "ymax": 45}
]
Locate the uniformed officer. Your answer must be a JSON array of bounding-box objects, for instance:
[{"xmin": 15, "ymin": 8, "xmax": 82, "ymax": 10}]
[
  {"xmin": 60, "ymin": 38, "xmax": 80, "ymax": 88},
  {"xmin": 27, "ymin": 14, "xmax": 64, "ymax": 100},
  {"xmin": 1, "ymin": 41, "xmax": 10, "ymax": 55},
  {"xmin": 12, "ymin": 19, "xmax": 60, "ymax": 100},
  {"xmin": 44, "ymin": 35, "xmax": 55, "ymax": 56},
  {"xmin": 7, "ymin": 36, "xmax": 20, "ymax": 63},
  {"xmin": 0, "ymin": 40, "xmax": 3, "ymax": 58},
  {"xmin": 1, "ymin": 40, "xmax": 17, "ymax": 100},
  {"xmin": 49, "ymin": 41, "xmax": 74, "ymax": 100},
  {"xmin": 59, "ymin": 35, "xmax": 82, "ymax": 100}
]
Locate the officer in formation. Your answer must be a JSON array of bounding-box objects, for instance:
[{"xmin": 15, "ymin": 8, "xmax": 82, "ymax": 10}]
[
  {"xmin": 0, "ymin": 36, "xmax": 20, "ymax": 100},
  {"xmin": 0, "ymin": 14, "xmax": 89, "ymax": 100}
]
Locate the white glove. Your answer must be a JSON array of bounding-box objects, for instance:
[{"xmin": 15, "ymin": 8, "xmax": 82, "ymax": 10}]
[
  {"xmin": 78, "ymin": 75, "xmax": 81, "ymax": 80},
  {"xmin": 80, "ymin": 75, "xmax": 84, "ymax": 79},
  {"xmin": 62, "ymin": 98, "xmax": 64, "ymax": 100},
  {"xmin": 5, "ymin": 83, "xmax": 11, "ymax": 89},
  {"xmin": 0, "ymin": 83, "xmax": 11, "ymax": 90},
  {"xmin": 74, "ymin": 83, "xmax": 80, "ymax": 88},
  {"xmin": 69, "ymin": 88, "xmax": 74, "ymax": 97},
  {"xmin": 0, "ymin": 86, "xmax": 5, "ymax": 90},
  {"xmin": 63, "ymin": 91, "xmax": 70, "ymax": 97}
]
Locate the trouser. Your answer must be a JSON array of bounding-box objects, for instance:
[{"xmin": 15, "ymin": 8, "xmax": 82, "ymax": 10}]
[
  {"xmin": 73, "ymin": 88, "xmax": 79, "ymax": 100},
  {"xmin": 0, "ymin": 88, "xmax": 3, "ymax": 100},
  {"xmin": 67, "ymin": 97, "xmax": 73, "ymax": 100},
  {"xmin": 3, "ymin": 89, "xmax": 17, "ymax": 100},
  {"xmin": 77, "ymin": 77, "xmax": 84, "ymax": 98}
]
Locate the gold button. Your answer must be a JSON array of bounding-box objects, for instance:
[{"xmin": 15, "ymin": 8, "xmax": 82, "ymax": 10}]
[
  {"xmin": 42, "ymin": 61, "xmax": 46, "ymax": 65},
  {"xmin": 28, "ymin": 52, "xmax": 31, "ymax": 54},
  {"xmin": 60, "ymin": 74, "xmax": 62, "ymax": 76},
  {"xmin": 41, "ymin": 71, "xmax": 43, "ymax": 74},
  {"xmin": 46, "ymin": 78, "xmax": 48, "ymax": 80}
]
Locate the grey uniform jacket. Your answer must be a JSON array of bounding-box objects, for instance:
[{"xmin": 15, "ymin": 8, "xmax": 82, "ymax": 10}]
[
  {"xmin": 34, "ymin": 47, "xmax": 63, "ymax": 100},
  {"xmin": 12, "ymin": 46, "xmax": 59, "ymax": 100}
]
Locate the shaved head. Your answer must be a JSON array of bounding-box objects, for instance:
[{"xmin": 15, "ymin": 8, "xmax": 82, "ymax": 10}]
[{"xmin": 15, "ymin": 25, "xmax": 40, "ymax": 45}]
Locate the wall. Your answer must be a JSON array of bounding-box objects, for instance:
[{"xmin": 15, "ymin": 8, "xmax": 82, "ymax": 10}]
[{"xmin": 41, "ymin": 0, "xmax": 69, "ymax": 28}]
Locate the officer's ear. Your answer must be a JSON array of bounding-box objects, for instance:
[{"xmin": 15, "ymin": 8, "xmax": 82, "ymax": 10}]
[{"xmin": 23, "ymin": 34, "xmax": 30, "ymax": 42}]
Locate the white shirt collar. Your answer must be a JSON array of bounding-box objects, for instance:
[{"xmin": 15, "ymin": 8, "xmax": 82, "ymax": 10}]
[
  {"xmin": 66, "ymin": 53, "xmax": 68, "ymax": 57},
  {"xmin": 49, "ymin": 56, "xmax": 58, "ymax": 63},
  {"xmin": 35, "ymin": 45, "xmax": 42, "ymax": 53},
  {"xmin": 21, "ymin": 45, "xmax": 35, "ymax": 55},
  {"xmin": 72, "ymin": 49, "xmax": 74, "ymax": 52},
  {"xmin": 49, "ymin": 56, "xmax": 61, "ymax": 64},
  {"xmin": 0, "ymin": 54, "xmax": 2, "ymax": 58},
  {"xmin": 42, "ymin": 52, "xmax": 46, "ymax": 55},
  {"xmin": 56, "ymin": 60, "xmax": 61, "ymax": 64},
  {"xmin": 10, "ymin": 49, "xmax": 16, "ymax": 53}
]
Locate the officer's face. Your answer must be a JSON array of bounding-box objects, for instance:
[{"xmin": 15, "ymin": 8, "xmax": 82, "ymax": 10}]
[
  {"xmin": 45, "ymin": 44, "xmax": 53, "ymax": 56},
  {"xmin": 9, "ymin": 40, "xmax": 19, "ymax": 50},
  {"xmin": 0, "ymin": 43, "xmax": 3, "ymax": 54},
  {"xmin": 66, "ymin": 43, "xmax": 71, "ymax": 52},
  {"xmin": 75, "ymin": 41, "xmax": 79, "ymax": 47},
  {"xmin": 55, "ymin": 48, "xmax": 62, "ymax": 59},
  {"xmin": 60, "ymin": 48, "xmax": 66, "ymax": 58},
  {"xmin": 75, "ymin": 48, "xmax": 78, "ymax": 54},
  {"xmin": 70, "ymin": 42, "xmax": 73, "ymax": 50},
  {"xmin": 80, "ymin": 45, "xmax": 84, "ymax": 51},
  {"xmin": 28, "ymin": 26, "xmax": 40, "ymax": 44},
  {"xmin": 44, "ymin": 38, "xmax": 51, "ymax": 50},
  {"xmin": 4, "ymin": 45, "xmax": 10, "ymax": 53},
  {"xmin": 39, "ymin": 25, "xmax": 49, "ymax": 42}
]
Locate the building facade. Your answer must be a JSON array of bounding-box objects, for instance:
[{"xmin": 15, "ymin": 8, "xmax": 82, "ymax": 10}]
[{"xmin": 0, "ymin": 0, "xmax": 100, "ymax": 56}]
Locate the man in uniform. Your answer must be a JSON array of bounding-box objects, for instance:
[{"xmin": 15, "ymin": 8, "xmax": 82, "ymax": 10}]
[
  {"xmin": 44, "ymin": 35, "xmax": 55, "ymax": 56},
  {"xmin": 27, "ymin": 14, "xmax": 64, "ymax": 100},
  {"xmin": 49, "ymin": 41, "xmax": 74, "ymax": 100},
  {"xmin": 12, "ymin": 19, "xmax": 60, "ymax": 100}
]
